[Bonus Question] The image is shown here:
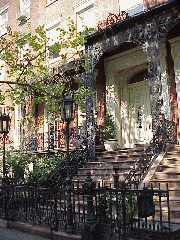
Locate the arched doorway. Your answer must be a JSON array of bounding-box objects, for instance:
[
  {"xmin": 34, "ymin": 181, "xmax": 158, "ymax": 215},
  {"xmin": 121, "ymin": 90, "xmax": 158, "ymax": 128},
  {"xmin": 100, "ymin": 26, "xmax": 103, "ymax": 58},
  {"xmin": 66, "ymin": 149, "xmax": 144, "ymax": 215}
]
[
  {"xmin": 127, "ymin": 69, "xmax": 152, "ymax": 146},
  {"xmin": 103, "ymin": 43, "xmax": 152, "ymax": 148}
]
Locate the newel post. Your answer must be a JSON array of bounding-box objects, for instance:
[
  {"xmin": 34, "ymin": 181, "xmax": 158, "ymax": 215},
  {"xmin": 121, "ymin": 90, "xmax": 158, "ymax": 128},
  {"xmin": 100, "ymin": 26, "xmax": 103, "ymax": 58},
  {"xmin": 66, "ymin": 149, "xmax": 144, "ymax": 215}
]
[
  {"xmin": 113, "ymin": 164, "xmax": 119, "ymax": 189},
  {"xmin": 81, "ymin": 171, "xmax": 101, "ymax": 240}
]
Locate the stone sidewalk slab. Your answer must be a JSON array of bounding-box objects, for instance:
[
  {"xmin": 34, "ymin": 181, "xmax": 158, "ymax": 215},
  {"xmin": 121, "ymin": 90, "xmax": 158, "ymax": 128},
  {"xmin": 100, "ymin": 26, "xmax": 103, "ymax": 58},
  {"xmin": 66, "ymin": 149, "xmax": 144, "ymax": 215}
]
[{"xmin": 0, "ymin": 220, "xmax": 81, "ymax": 240}]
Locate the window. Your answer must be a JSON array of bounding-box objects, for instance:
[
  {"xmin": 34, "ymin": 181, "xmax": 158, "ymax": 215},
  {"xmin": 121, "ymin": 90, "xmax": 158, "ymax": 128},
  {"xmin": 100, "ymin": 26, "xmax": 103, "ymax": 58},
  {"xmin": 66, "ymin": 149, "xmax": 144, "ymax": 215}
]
[
  {"xmin": 0, "ymin": 4, "xmax": 9, "ymax": 37},
  {"xmin": 16, "ymin": 0, "xmax": 30, "ymax": 22},
  {"xmin": 73, "ymin": 0, "xmax": 95, "ymax": 32},
  {"xmin": 127, "ymin": 4, "xmax": 143, "ymax": 16},
  {"xmin": 46, "ymin": 23, "xmax": 60, "ymax": 60},
  {"xmin": 76, "ymin": 4, "xmax": 95, "ymax": 32},
  {"xmin": 44, "ymin": 15, "xmax": 62, "ymax": 61},
  {"xmin": 119, "ymin": 0, "xmax": 143, "ymax": 16}
]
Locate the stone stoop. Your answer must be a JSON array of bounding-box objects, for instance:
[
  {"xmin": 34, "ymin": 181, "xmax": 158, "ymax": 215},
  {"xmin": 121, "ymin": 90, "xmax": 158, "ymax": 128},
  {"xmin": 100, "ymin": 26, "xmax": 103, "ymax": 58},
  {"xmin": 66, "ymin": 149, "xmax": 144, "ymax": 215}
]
[
  {"xmin": 149, "ymin": 144, "xmax": 180, "ymax": 224},
  {"xmin": 72, "ymin": 147, "xmax": 144, "ymax": 188}
]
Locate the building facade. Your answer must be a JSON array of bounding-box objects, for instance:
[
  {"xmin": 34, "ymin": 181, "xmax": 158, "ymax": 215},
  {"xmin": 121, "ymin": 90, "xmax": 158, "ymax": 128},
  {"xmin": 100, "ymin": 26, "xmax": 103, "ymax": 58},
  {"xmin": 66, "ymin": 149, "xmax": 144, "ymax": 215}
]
[{"xmin": 0, "ymin": 0, "xmax": 179, "ymax": 155}]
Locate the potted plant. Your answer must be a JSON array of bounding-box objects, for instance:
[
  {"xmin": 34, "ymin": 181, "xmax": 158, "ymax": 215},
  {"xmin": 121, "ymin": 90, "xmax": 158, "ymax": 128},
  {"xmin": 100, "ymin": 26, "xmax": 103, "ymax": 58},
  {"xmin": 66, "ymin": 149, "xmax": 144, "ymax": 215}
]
[{"xmin": 103, "ymin": 114, "xmax": 117, "ymax": 151}]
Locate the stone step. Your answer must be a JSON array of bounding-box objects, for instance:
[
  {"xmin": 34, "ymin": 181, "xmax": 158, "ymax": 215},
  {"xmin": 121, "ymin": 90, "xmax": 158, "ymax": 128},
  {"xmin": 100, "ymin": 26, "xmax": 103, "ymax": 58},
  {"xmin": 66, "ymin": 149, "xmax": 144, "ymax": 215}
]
[
  {"xmin": 155, "ymin": 206, "xmax": 180, "ymax": 219},
  {"xmin": 148, "ymin": 216, "xmax": 180, "ymax": 224},
  {"xmin": 83, "ymin": 164, "xmax": 133, "ymax": 171},
  {"xmin": 167, "ymin": 149, "xmax": 180, "ymax": 153},
  {"xmin": 94, "ymin": 157, "xmax": 137, "ymax": 163},
  {"xmin": 169, "ymin": 188, "xmax": 180, "ymax": 197},
  {"xmin": 154, "ymin": 172, "xmax": 180, "ymax": 179},
  {"xmin": 77, "ymin": 166, "xmax": 132, "ymax": 173},
  {"xmin": 73, "ymin": 172, "xmax": 128, "ymax": 181},
  {"xmin": 166, "ymin": 152, "xmax": 180, "ymax": 158},
  {"xmin": 150, "ymin": 179, "xmax": 180, "ymax": 188},
  {"xmin": 76, "ymin": 167, "xmax": 117, "ymax": 175},
  {"xmin": 161, "ymin": 158, "xmax": 180, "ymax": 165},
  {"xmin": 158, "ymin": 164, "xmax": 180, "ymax": 171},
  {"xmin": 153, "ymin": 196, "xmax": 180, "ymax": 207},
  {"xmin": 84, "ymin": 161, "xmax": 136, "ymax": 170},
  {"xmin": 152, "ymin": 187, "xmax": 180, "ymax": 197}
]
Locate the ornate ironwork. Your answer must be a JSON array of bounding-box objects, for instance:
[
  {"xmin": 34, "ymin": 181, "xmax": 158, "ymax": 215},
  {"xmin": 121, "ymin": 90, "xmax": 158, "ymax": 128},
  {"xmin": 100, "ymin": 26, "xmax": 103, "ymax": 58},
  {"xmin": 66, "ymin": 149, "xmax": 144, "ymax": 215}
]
[
  {"xmin": 30, "ymin": 126, "xmax": 87, "ymax": 151},
  {"xmin": 165, "ymin": 119, "xmax": 177, "ymax": 144},
  {"xmin": 85, "ymin": 1, "xmax": 180, "ymax": 159},
  {"xmin": 81, "ymin": 171, "xmax": 99, "ymax": 240},
  {"xmin": 1, "ymin": 2, "xmax": 180, "ymax": 239},
  {"xmin": 2, "ymin": 173, "xmax": 178, "ymax": 239},
  {"xmin": 123, "ymin": 117, "xmax": 177, "ymax": 189},
  {"xmin": 36, "ymin": 146, "xmax": 87, "ymax": 188}
]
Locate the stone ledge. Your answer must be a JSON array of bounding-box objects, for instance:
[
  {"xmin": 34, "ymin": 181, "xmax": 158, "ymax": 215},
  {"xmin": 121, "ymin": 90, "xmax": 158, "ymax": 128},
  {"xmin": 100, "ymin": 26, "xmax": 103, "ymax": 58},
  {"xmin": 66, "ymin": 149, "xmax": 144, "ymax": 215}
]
[{"xmin": 0, "ymin": 220, "xmax": 81, "ymax": 240}]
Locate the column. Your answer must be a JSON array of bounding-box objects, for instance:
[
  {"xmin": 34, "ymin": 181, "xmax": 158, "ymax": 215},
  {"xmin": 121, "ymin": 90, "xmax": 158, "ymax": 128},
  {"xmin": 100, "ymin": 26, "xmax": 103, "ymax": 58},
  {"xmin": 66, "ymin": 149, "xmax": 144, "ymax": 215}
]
[
  {"xmin": 84, "ymin": 47, "xmax": 96, "ymax": 161},
  {"xmin": 146, "ymin": 20, "xmax": 163, "ymax": 132}
]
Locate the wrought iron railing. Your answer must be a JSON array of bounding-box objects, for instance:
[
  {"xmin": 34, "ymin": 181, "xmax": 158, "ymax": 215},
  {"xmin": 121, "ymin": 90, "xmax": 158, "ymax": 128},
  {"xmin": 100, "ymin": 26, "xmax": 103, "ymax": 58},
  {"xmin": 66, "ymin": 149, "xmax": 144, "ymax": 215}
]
[
  {"xmin": 1, "ymin": 172, "xmax": 180, "ymax": 239},
  {"xmin": 165, "ymin": 119, "xmax": 177, "ymax": 144},
  {"xmin": 30, "ymin": 125, "xmax": 104, "ymax": 152},
  {"xmin": 37, "ymin": 146, "xmax": 87, "ymax": 188},
  {"xmin": 123, "ymin": 118, "xmax": 177, "ymax": 189},
  {"xmin": 31, "ymin": 126, "xmax": 87, "ymax": 151}
]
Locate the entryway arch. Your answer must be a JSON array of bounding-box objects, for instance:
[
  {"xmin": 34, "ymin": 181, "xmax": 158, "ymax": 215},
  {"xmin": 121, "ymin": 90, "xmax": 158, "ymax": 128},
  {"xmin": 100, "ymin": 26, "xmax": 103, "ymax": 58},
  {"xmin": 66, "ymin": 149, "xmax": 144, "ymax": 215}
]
[
  {"xmin": 85, "ymin": 3, "xmax": 180, "ymax": 158},
  {"xmin": 93, "ymin": 41, "xmax": 152, "ymax": 148}
]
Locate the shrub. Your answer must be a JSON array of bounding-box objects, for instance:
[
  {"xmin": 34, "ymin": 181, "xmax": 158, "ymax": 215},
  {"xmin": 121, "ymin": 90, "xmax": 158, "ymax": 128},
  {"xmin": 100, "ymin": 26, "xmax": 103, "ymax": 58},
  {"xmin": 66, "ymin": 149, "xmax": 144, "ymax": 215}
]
[
  {"xmin": 4, "ymin": 148, "xmax": 66, "ymax": 182},
  {"xmin": 103, "ymin": 114, "xmax": 116, "ymax": 140},
  {"xmin": 99, "ymin": 191, "xmax": 137, "ymax": 224}
]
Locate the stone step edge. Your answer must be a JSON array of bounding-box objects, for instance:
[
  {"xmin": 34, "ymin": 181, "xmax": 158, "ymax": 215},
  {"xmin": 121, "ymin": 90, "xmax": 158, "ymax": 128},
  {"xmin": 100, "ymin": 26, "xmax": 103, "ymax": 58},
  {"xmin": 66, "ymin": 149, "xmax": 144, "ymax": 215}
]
[
  {"xmin": 73, "ymin": 172, "xmax": 129, "ymax": 177},
  {"xmin": 155, "ymin": 171, "xmax": 180, "ymax": 174},
  {"xmin": 151, "ymin": 179, "xmax": 180, "ymax": 182},
  {"xmin": 148, "ymin": 217, "xmax": 180, "ymax": 224},
  {"xmin": 93, "ymin": 160, "xmax": 136, "ymax": 163},
  {"xmin": 155, "ymin": 206, "xmax": 180, "ymax": 212},
  {"xmin": 77, "ymin": 167, "xmax": 132, "ymax": 171},
  {"xmin": 159, "ymin": 164, "xmax": 180, "ymax": 168}
]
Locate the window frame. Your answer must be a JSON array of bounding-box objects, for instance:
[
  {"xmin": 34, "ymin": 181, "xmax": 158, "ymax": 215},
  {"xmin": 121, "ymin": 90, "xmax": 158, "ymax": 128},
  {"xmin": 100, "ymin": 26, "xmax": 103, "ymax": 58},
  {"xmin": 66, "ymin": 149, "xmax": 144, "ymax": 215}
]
[
  {"xmin": 44, "ymin": 15, "xmax": 62, "ymax": 62},
  {"xmin": 0, "ymin": 4, "xmax": 9, "ymax": 37}
]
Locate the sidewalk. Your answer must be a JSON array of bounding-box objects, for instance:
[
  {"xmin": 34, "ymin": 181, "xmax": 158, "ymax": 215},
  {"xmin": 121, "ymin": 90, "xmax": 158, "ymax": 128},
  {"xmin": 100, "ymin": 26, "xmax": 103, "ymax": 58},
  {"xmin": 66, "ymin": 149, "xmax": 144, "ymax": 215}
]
[
  {"xmin": 0, "ymin": 226, "xmax": 49, "ymax": 240},
  {"xmin": 0, "ymin": 220, "xmax": 81, "ymax": 240}
]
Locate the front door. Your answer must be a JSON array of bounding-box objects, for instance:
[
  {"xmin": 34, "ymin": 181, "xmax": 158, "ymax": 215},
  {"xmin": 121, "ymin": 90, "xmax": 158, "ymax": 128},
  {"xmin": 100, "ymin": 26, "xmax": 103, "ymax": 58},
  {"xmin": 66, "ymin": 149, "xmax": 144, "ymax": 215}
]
[{"xmin": 128, "ymin": 80, "xmax": 152, "ymax": 146}]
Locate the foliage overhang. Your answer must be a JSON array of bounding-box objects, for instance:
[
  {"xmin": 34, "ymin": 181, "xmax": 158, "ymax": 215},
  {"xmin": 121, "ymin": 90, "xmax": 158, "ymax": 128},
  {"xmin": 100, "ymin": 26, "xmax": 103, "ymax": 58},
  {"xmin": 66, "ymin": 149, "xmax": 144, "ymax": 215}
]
[{"xmin": 0, "ymin": 18, "xmax": 96, "ymax": 117}]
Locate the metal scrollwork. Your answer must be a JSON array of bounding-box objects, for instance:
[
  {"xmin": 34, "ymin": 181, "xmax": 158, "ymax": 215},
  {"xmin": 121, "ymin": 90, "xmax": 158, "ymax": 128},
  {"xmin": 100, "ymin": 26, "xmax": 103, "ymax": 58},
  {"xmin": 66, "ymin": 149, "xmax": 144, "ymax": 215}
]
[
  {"xmin": 123, "ymin": 115, "xmax": 177, "ymax": 189},
  {"xmin": 157, "ymin": 10, "xmax": 180, "ymax": 44}
]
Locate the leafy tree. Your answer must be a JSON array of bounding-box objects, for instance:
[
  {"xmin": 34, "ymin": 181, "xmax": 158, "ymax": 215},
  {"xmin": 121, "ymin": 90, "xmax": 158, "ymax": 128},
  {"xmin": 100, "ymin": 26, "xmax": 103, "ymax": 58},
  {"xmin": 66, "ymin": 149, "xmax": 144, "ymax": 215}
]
[{"xmin": 0, "ymin": 18, "xmax": 95, "ymax": 116}]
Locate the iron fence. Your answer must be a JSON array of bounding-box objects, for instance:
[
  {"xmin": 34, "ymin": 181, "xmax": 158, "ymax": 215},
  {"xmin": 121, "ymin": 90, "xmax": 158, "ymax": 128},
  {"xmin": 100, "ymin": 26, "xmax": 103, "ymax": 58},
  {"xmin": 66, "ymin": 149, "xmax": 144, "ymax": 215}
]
[{"xmin": 1, "ymin": 172, "xmax": 180, "ymax": 239}]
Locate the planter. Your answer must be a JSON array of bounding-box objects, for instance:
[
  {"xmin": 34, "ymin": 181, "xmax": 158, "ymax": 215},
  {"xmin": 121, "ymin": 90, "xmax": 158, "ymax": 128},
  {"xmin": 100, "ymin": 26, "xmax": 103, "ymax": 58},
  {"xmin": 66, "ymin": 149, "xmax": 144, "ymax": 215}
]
[{"xmin": 104, "ymin": 139, "xmax": 118, "ymax": 151}]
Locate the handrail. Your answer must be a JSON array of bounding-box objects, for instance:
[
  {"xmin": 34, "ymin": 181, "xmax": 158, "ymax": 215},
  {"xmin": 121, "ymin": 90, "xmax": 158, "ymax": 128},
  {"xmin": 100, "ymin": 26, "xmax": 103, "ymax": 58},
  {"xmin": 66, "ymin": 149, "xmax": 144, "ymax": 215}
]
[
  {"xmin": 37, "ymin": 145, "xmax": 87, "ymax": 188},
  {"xmin": 123, "ymin": 116, "xmax": 177, "ymax": 189}
]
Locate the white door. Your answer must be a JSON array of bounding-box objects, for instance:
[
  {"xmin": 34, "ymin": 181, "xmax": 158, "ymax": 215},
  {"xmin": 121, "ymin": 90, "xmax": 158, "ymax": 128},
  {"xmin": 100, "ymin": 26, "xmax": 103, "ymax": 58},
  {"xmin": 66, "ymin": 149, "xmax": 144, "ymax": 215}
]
[{"xmin": 128, "ymin": 80, "xmax": 152, "ymax": 146}]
